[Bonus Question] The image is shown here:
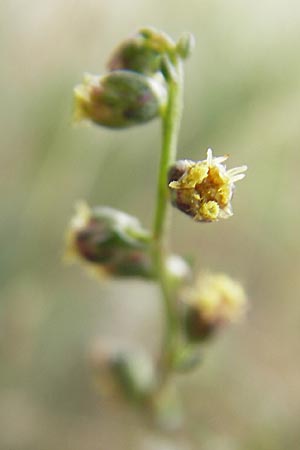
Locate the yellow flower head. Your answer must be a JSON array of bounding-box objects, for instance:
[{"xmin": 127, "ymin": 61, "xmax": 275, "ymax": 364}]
[
  {"xmin": 183, "ymin": 272, "xmax": 247, "ymax": 340},
  {"xmin": 169, "ymin": 149, "xmax": 247, "ymax": 222},
  {"xmin": 187, "ymin": 273, "xmax": 247, "ymax": 322}
]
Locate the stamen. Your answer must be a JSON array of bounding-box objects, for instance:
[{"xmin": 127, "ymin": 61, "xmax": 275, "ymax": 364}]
[
  {"xmin": 214, "ymin": 155, "xmax": 229, "ymax": 164},
  {"xmin": 206, "ymin": 148, "xmax": 213, "ymax": 166},
  {"xmin": 227, "ymin": 165, "xmax": 248, "ymax": 176},
  {"xmin": 231, "ymin": 173, "xmax": 246, "ymax": 182}
]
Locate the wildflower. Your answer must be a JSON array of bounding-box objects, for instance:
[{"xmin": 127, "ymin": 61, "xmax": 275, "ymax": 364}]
[
  {"xmin": 183, "ymin": 273, "xmax": 247, "ymax": 340},
  {"xmin": 168, "ymin": 149, "xmax": 247, "ymax": 222}
]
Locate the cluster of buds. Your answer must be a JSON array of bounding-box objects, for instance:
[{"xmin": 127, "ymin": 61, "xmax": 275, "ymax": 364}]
[
  {"xmin": 74, "ymin": 27, "xmax": 194, "ymax": 128},
  {"xmin": 67, "ymin": 27, "xmax": 249, "ymax": 422}
]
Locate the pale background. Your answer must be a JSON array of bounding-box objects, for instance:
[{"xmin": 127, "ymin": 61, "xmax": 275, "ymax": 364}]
[{"xmin": 1, "ymin": 0, "xmax": 300, "ymax": 449}]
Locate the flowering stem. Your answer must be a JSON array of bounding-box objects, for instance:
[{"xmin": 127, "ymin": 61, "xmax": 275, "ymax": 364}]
[{"xmin": 152, "ymin": 57, "xmax": 184, "ymax": 379}]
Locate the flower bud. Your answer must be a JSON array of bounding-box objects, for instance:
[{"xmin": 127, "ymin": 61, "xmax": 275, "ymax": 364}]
[
  {"xmin": 89, "ymin": 340, "xmax": 156, "ymax": 403},
  {"xmin": 168, "ymin": 149, "xmax": 247, "ymax": 222},
  {"xmin": 112, "ymin": 350, "xmax": 156, "ymax": 403},
  {"xmin": 165, "ymin": 254, "xmax": 192, "ymax": 287},
  {"xmin": 182, "ymin": 273, "xmax": 247, "ymax": 341},
  {"xmin": 175, "ymin": 32, "xmax": 195, "ymax": 59},
  {"xmin": 65, "ymin": 202, "xmax": 154, "ymax": 278},
  {"xmin": 107, "ymin": 27, "xmax": 175, "ymax": 75},
  {"xmin": 74, "ymin": 71, "xmax": 167, "ymax": 128}
]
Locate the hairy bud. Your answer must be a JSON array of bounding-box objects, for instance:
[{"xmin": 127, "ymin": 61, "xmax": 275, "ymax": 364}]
[{"xmin": 74, "ymin": 71, "xmax": 167, "ymax": 128}]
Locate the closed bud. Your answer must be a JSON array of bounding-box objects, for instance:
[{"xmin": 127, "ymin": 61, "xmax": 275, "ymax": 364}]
[
  {"xmin": 168, "ymin": 149, "xmax": 247, "ymax": 222},
  {"xmin": 112, "ymin": 350, "xmax": 156, "ymax": 403},
  {"xmin": 176, "ymin": 32, "xmax": 195, "ymax": 59},
  {"xmin": 165, "ymin": 254, "xmax": 192, "ymax": 287},
  {"xmin": 107, "ymin": 27, "xmax": 175, "ymax": 75},
  {"xmin": 89, "ymin": 340, "xmax": 156, "ymax": 404},
  {"xmin": 182, "ymin": 273, "xmax": 247, "ymax": 341},
  {"xmin": 74, "ymin": 71, "xmax": 167, "ymax": 128},
  {"xmin": 65, "ymin": 202, "xmax": 154, "ymax": 278}
]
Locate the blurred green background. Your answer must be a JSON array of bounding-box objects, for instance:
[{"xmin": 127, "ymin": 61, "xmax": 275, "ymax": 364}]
[{"xmin": 1, "ymin": 0, "xmax": 300, "ymax": 449}]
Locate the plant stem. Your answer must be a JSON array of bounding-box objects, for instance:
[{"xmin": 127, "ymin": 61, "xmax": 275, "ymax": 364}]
[{"xmin": 152, "ymin": 58, "xmax": 184, "ymax": 378}]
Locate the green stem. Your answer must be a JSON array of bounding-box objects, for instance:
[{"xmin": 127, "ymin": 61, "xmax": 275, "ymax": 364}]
[{"xmin": 152, "ymin": 58, "xmax": 184, "ymax": 378}]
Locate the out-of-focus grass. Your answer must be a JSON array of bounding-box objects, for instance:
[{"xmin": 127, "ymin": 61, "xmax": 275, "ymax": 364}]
[{"xmin": 1, "ymin": 1, "xmax": 300, "ymax": 449}]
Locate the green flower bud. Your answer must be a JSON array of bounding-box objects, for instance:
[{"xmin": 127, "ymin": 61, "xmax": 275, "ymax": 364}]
[
  {"xmin": 175, "ymin": 32, "xmax": 195, "ymax": 59},
  {"xmin": 89, "ymin": 340, "xmax": 156, "ymax": 404},
  {"xmin": 74, "ymin": 71, "xmax": 167, "ymax": 128},
  {"xmin": 65, "ymin": 203, "xmax": 193, "ymax": 280},
  {"xmin": 65, "ymin": 202, "xmax": 154, "ymax": 278},
  {"xmin": 112, "ymin": 350, "xmax": 156, "ymax": 403},
  {"xmin": 107, "ymin": 27, "xmax": 175, "ymax": 75}
]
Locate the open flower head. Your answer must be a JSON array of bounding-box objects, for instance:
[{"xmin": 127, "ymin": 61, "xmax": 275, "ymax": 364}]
[{"xmin": 168, "ymin": 149, "xmax": 247, "ymax": 222}]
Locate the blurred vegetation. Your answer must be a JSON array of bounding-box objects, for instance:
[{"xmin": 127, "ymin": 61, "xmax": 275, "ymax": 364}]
[{"xmin": 1, "ymin": 0, "xmax": 300, "ymax": 449}]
